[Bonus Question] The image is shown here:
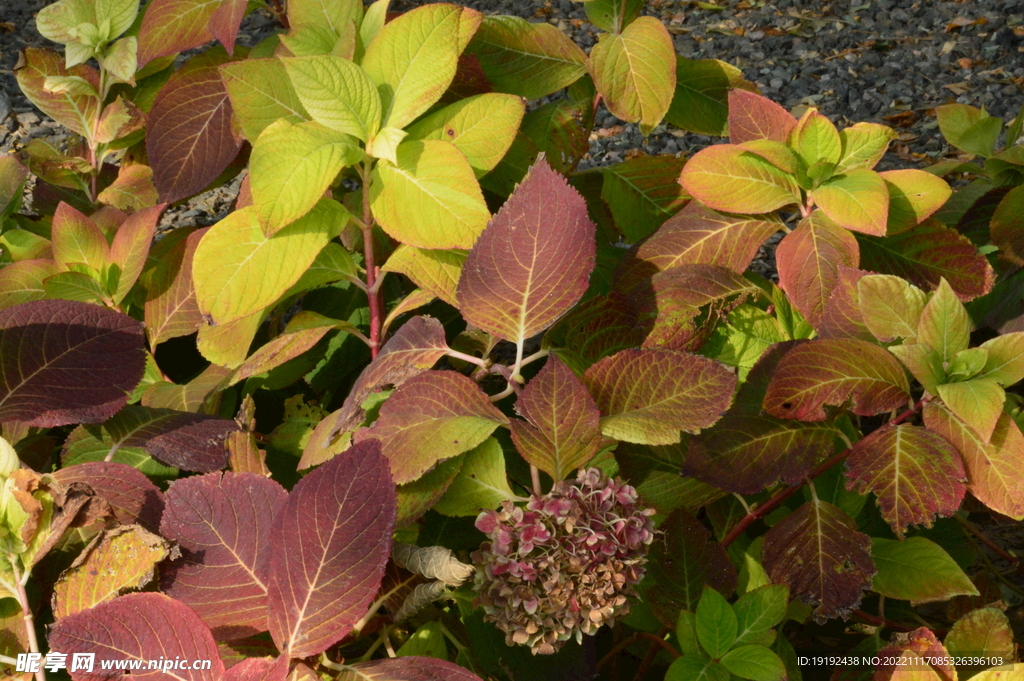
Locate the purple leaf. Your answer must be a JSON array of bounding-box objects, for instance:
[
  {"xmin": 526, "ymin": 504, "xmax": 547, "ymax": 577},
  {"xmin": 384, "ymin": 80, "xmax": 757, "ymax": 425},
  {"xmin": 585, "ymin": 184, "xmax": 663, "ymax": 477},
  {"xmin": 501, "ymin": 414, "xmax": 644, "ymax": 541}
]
[
  {"xmin": 51, "ymin": 461, "xmax": 164, "ymax": 531},
  {"xmin": 161, "ymin": 472, "xmax": 288, "ymax": 640},
  {"xmin": 0, "ymin": 300, "xmax": 146, "ymax": 426},
  {"xmin": 267, "ymin": 439, "xmax": 396, "ymax": 657}
]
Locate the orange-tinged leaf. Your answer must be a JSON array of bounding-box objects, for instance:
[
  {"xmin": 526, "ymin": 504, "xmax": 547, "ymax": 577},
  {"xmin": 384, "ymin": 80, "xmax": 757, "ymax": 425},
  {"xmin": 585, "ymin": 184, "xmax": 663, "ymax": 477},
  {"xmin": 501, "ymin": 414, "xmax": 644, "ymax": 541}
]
[
  {"xmin": 875, "ymin": 627, "xmax": 956, "ymax": 681},
  {"xmin": 727, "ymin": 89, "xmax": 797, "ymax": 144},
  {"xmin": 924, "ymin": 403, "xmax": 1024, "ymax": 520},
  {"xmin": 510, "ymin": 355, "xmax": 601, "ymax": 481},
  {"xmin": 51, "ymin": 202, "xmax": 109, "ymax": 276},
  {"xmin": 812, "ymin": 169, "xmax": 889, "ymax": 236},
  {"xmin": 458, "ymin": 158, "xmax": 595, "ymax": 345},
  {"xmin": 944, "ymin": 608, "xmax": 1016, "ymax": 662},
  {"xmin": 936, "ymin": 379, "xmax": 1004, "ymax": 444},
  {"xmin": 763, "ymin": 339, "xmax": 910, "ymax": 421},
  {"xmin": 857, "ymin": 218, "xmax": 995, "ymax": 302},
  {"xmin": 0, "ymin": 300, "xmax": 146, "ymax": 427},
  {"xmin": 588, "ymin": 16, "xmax": 675, "ymax": 136},
  {"xmin": 684, "ymin": 415, "xmax": 839, "ymax": 494},
  {"xmin": 144, "ymin": 227, "xmax": 206, "ymax": 347},
  {"xmin": 208, "ymin": 0, "xmax": 246, "ymax": 55},
  {"xmin": 301, "ymin": 316, "xmax": 450, "ymax": 469},
  {"xmin": 614, "ymin": 201, "xmax": 782, "ymax": 292},
  {"xmin": 546, "ymin": 294, "xmax": 647, "ymax": 371},
  {"xmin": 762, "ymin": 500, "xmax": 874, "ymax": 623},
  {"xmin": 583, "ymin": 347, "xmax": 736, "ymax": 445},
  {"xmin": 146, "ymin": 49, "xmax": 242, "ymax": 204},
  {"xmin": 267, "ymin": 440, "xmax": 395, "ymax": 657},
  {"xmin": 845, "ymin": 424, "xmax": 965, "ymax": 536},
  {"xmin": 138, "ymin": 0, "xmax": 219, "ymax": 67},
  {"xmin": 97, "ymin": 164, "xmax": 160, "ymax": 212},
  {"xmin": 880, "ymin": 169, "xmax": 952, "ymax": 234},
  {"xmin": 48, "ymin": 592, "xmax": 225, "ymax": 680},
  {"xmin": 162, "ymin": 472, "xmax": 288, "ymax": 639},
  {"xmin": 818, "ymin": 266, "xmax": 873, "ymax": 342},
  {"xmin": 679, "ymin": 144, "xmax": 802, "ymax": 214},
  {"xmin": 355, "ymin": 371, "xmax": 508, "ymax": 484},
  {"xmin": 53, "ymin": 526, "xmax": 171, "ymax": 619},
  {"xmin": 0, "ymin": 260, "xmax": 60, "ymax": 311},
  {"xmin": 14, "ymin": 47, "xmax": 100, "ymax": 138},
  {"xmin": 109, "ymin": 204, "xmax": 163, "ymax": 304},
  {"xmin": 776, "ymin": 211, "xmax": 859, "ymax": 329}
]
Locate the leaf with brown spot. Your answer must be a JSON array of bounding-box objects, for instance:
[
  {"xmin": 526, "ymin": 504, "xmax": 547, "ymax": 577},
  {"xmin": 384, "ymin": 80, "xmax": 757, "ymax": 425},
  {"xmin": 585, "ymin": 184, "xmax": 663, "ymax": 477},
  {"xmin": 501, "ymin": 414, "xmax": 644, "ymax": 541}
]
[
  {"xmin": 52, "ymin": 461, "xmax": 165, "ymax": 531},
  {"xmin": 53, "ymin": 525, "xmax": 171, "ymax": 619},
  {"xmin": 761, "ymin": 500, "xmax": 875, "ymax": 623}
]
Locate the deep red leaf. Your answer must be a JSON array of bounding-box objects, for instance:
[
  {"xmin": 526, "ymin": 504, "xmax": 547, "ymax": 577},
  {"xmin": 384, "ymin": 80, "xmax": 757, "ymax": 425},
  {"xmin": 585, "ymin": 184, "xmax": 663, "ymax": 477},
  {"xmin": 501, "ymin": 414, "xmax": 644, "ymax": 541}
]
[
  {"xmin": 547, "ymin": 294, "xmax": 646, "ymax": 370},
  {"xmin": 684, "ymin": 415, "xmax": 839, "ymax": 494},
  {"xmin": 161, "ymin": 472, "xmax": 288, "ymax": 640},
  {"xmin": 646, "ymin": 510, "xmax": 737, "ymax": 627},
  {"xmin": 844, "ymin": 424, "xmax": 965, "ymax": 536},
  {"xmin": 776, "ymin": 213, "xmax": 860, "ymax": 329},
  {"xmin": 0, "ymin": 300, "xmax": 146, "ymax": 426},
  {"xmin": 48, "ymin": 592, "xmax": 224, "ymax": 681},
  {"xmin": 857, "ymin": 218, "xmax": 995, "ymax": 301},
  {"xmin": 267, "ymin": 439, "xmax": 396, "ymax": 657},
  {"xmin": 763, "ymin": 339, "xmax": 910, "ymax": 421},
  {"xmin": 762, "ymin": 500, "xmax": 875, "ymax": 623},
  {"xmin": 146, "ymin": 50, "xmax": 241, "ymax": 204},
  {"xmin": 337, "ymin": 657, "xmax": 484, "ymax": 681},
  {"xmin": 144, "ymin": 227, "xmax": 207, "ymax": 348},
  {"xmin": 458, "ymin": 157, "xmax": 595, "ymax": 345},
  {"xmin": 614, "ymin": 201, "xmax": 782, "ymax": 292},
  {"xmin": 52, "ymin": 461, "xmax": 164, "ymax": 531},
  {"xmin": 223, "ymin": 657, "xmax": 287, "ymax": 681},
  {"xmin": 510, "ymin": 355, "xmax": 602, "ymax": 481},
  {"xmin": 208, "ymin": 0, "xmax": 247, "ymax": 55},
  {"xmin": 138, "ymin": 0, "xmax": 217, "ymax": 67},
  {"xmin": 100, "ymin": 405, "xmax": 239, "ymax": 473},
  {"xmin": 301, "ymin": 316, "xmax": 450, "ymax": 469},
  {"xmin": 727, "ymin": 89, "xmax": 797, "ymax": 144}
]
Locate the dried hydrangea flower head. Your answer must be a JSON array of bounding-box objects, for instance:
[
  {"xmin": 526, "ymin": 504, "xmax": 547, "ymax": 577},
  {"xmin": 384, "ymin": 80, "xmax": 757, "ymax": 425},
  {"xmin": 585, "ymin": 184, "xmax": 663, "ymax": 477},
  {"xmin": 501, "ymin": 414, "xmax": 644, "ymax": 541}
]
[{"xmin": 471, "ymin": 467, "xmax": 656, "ymax": 655}]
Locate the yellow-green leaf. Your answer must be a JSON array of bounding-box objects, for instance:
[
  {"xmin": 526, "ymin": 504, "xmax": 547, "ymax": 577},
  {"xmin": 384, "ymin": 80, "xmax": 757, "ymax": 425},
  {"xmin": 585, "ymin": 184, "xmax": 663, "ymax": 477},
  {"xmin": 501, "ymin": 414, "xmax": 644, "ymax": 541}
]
[
  {"xmin": 680, "ymin": 144, "xmax": 802, "ymax": 214},
  {"xmin": 282, "ymin": 55, "xmax": 381, "ymax": 142},
  {"xmin": 835, "ymin": 122, "xmax": 896, "ymax": 174},
  {"xmin": 879, "ymin": 169, "xmax": 952, "ymax": 234},
  {"xmin": 433, "ymin": 438, "xmax": 515, "ymax": 516},
  {"xmin": 381, "ymin": 244, "xmax": 466, "ymax": 306},
  {"xmin": 287, "ymin": 0, "xmax": 362, "ymax": 36},
  {"xmin": 790, "ymin": 109, "xmax": 841, "ymax": 167},
  {"xmin": 856, "ymin": 274, "xmax": 927, "ymax": 342},
  {"xmin": 250, "ymin": 119, "xmax": 361, "ymax": 236},
  {"xmin": 193, "ymin": 200, "xmax": 347, "ymax": 325},
  {"xmin": 979, "ymin": 332, "xmax": 1024, "ymax": 386},
  {"xmin": 937, "ymin": 378, "xmax": 1005, "ymax": 444},
  {"xmin": 871, "ymin": 537, "xmax": 977, "ymax": 606},
  {"xmin": 369, "ymin": 140, "xmax": 490, "ymax": 249},
  {"xmin": 588, "ymin": 16, "xmax": 675, "ymax": 136},
  {"xmin": 219, "ymin": 59, "xmax": 309, "ymax": 142},
  {"xmin": 917, "ymin": 278, "xmax": 970, "ymax": 363},
  {"xmin": 812, "ymin": 169, "xmax": 889, "ymax": 236}
]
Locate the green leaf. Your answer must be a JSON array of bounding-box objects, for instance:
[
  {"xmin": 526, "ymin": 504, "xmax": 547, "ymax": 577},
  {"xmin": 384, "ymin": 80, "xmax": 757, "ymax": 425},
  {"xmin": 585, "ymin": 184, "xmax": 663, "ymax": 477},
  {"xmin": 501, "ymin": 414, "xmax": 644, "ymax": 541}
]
[
  {"xmin": 583, "ymin": 0, "xmax": 643, "ymax": 33},
  {"xmin": 738, "ymin": 140, "xmax": 801, "ymax": 175},
  {"xmin": 679, "ymin": 145, "xmax": 802, "ymax": 214},
  {"xmin": 665, "ymin": 658, "xmax": 730, "ymax": 681},
  {"xmin": 979, "ymin": 332, "xmax": 1024, "ymax": 386},
  {"xmin": 15, "ymin": 47, "xmax": 101, "ymax": 138},
  {"xmin": 944, "ymin": 608, "xmax": 1016, "ymax": 662},
  {"xmin": 856, "ymin": 274, "xmax": 927, "ymax": 343},
  {"xmin": 720, "ymin": 645, "xmax": 787, "ymax": 681},
  {"xmin": 359, "ymin": 0, "xmax": 389, "ymax": 48},
  {"xmin": 432, "ymin": 438, "xmax": 516, "ymax": 516},
  {"xmin": 955, "ymin": 116, "xmax": 1004, "ymax": 159},
  {"xmin": 0, "ymin": 260, "xmax": 59, "ymax": 311},
  {"xmin": 871, "ymin": 537, "xmax": 978, "ymax": 605},
  {"xmin": 44, "ymin": 271, "xmax": 109, "ymax": 304},
  {"xmin": 38, "ymin": 0, "xmax": 137, "ymax": 46},
  {"xmin": 879, "ymin": 169, "xmax": 952, "ymax": 234},
  {"xmin": 917, "ymin": 278, "xmax": 970, "ymax": 363},
  {"xmin": 695, "ymin": 586, "xmax": 737, "ymax": 659},
  {"xmin": 601, "ymin": 155, "xmax": 689, "ymax": 242},
  {"xmin": 666, "ymin": 56, "xmax": 758, "ymax": 137},
  {"xmin": 835, "ymin": 122, "xmax": 896, "ymax": 174},
  {"xmin": 396, "ymin": 622, "xmax": 447, "ymax": 660},
  {"xmin": 362, "ymin": 4, "xmax": 481, "ymax": 130},
  {"xmin": 250, "ymin": 119, "xmax": 361, "ymax": 236},
  {"xmin": 381, "ymin": 245, "xmax": 465, "ymax": 307},
  {"xmin": 404, "ymin": 93, "xmax": 525, "ymax": 176},
  {"xmin": 219, "ymin": 59, "xmax": 310, "ymax": 142},
  {"xmin": 279, "ymin": 24, "xmax": 340, "ymax": 57},
  {"xmin": 845, "ymin": 424, "xmax": 966, "ymax": 536},
  {"xmin": 676, "ymin": 610, "xmax": 702, "ymax": 656},
  {"xmin": 990, "ymin": 184, "xmax": 1024, "ymax": 266},
  {"xmin": 937, "ymin": 378, "xmax": 1005, "ymax": 444},
  {"xmin": 733, "ymin": 585, "xmax": 789, "ymax": 647},
  {"xmin": 193, "ymin": 200, "xmax": 347, "ymax": 325},
  {"xmin": 588, "ymin": 16, "xmax": 676, "ymax": 135},
  {"xmin": 790, "ymin": 109, "xmax": 841, "ymax": 167},
  {"xmin": 946, "ymin": 347, "xmax": 988, "ymax": 382},
  {"xmin": 584, "ymin": 348, "xmax": 736, "ymax": 445},
  {"xmin": 370, "ymin": 140, "xmax": 490, "ymax": 250},
  {"xmin": 282, "ymin": 55, "xmax": 382, "ymax": 142},
  {"xmin": 812, "ymin": 169, "xmax": 889, "ymax": 236},
  {"xmin": 467, "ymin": 15, "xmax": 588, "ymax": 100},
  {"xmin": 355, "ymin": 370, "xmax": 508, "ymax": 484},
  {"xmin": 287, "ymin": 0, "xmax": 362, "ymax": 37}
]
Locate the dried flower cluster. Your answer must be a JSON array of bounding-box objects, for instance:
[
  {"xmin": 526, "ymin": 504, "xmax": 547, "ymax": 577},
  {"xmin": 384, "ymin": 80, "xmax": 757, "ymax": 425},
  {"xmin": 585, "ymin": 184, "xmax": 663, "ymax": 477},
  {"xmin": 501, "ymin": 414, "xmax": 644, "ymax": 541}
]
[{"xmin": 472, "ymin": 468, "xmax": 656, "ymax": 654}]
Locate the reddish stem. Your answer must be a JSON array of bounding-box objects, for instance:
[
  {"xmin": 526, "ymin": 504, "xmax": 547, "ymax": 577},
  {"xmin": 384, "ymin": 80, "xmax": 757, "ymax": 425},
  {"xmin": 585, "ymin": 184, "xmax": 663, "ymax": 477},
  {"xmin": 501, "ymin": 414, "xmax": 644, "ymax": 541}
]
[
  {"xmin": 850, "ymin": 609, "xmax": 916, "ymax": 633},
  {"xmin": 957, "ymin": 517, "xmax": 1024, "ymax": 575},
  {"xmin": 720, "ymin": 398, "xmax": 928, "ymax": 549},
  {"xmin": 361, "ymin": 165, "xmax": 381, "ymax": 358}
]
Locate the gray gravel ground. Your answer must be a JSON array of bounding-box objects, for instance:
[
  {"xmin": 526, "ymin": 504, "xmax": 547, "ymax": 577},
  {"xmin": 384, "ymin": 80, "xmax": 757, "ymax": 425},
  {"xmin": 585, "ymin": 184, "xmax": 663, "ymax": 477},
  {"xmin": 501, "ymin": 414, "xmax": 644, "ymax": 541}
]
[{"xmin": 2, "ymin": 0, "xmax": 1023, "ymax": 228}]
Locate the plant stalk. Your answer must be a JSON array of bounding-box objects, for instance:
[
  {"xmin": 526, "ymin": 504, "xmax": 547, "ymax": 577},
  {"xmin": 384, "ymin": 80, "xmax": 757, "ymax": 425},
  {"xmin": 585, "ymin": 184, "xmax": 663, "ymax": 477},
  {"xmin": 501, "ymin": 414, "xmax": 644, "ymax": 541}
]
[
  {"xmin": 8, "ymin": 554, "xmax": 45, "ymax": 681},
  {"xmin": 360, "ymin": 162, "xmax": 382, "ymax": 358}
]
